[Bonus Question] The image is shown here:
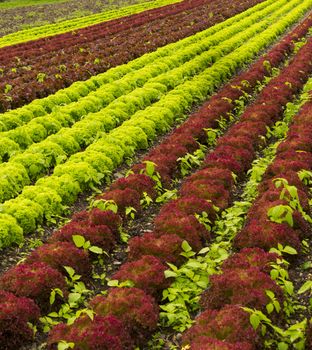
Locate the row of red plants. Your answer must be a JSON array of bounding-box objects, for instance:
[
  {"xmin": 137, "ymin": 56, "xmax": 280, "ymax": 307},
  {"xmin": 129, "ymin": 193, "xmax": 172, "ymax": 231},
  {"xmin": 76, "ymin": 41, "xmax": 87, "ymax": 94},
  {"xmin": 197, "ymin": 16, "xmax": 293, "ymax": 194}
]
[
  {"xmin": 0, "ymin": 16, "xmax": 311, "ymax": 349},
  {"xmin": 181, "ymin": 89, "xmax": 312, "ymax": 350},
  {"xmin": 0, "ymin": 0, "xmax": 265, "ymax": 112}
]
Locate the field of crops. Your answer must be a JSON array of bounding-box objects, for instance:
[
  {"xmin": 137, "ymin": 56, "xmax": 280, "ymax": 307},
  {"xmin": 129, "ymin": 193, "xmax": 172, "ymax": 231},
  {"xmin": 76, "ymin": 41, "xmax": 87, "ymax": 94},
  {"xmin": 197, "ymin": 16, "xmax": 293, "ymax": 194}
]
[{"xmin": 0, "ymin": 0, "xmax": 312, "ymax": 349}]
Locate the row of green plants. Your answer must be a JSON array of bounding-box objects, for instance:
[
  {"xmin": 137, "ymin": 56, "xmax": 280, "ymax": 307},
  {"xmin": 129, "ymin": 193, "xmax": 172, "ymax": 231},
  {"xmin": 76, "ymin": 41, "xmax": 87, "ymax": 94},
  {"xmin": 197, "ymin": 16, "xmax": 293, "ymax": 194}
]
[
  {"xmin": 0, "ymin": 0, "xmax": 181, "ymax": 47},
  {"xmin": 0, "ymin": 0, "xmax": 280, "ymax": 133},
  {"xmin": 0, "ymin": 0, "xmax": 307, "ymax": 248},
  {"xmin": 0, "ymin": 11, "xmax": 311, "ymax": 349}
]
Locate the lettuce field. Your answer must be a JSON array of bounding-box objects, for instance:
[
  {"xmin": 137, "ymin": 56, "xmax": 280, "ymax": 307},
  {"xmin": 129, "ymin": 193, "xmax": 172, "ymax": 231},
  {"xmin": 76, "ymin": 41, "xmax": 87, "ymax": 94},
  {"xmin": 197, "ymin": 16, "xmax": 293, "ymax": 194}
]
[{"xmin": 0, "ymin": 0, "xmax": 312, "ymax": 348}]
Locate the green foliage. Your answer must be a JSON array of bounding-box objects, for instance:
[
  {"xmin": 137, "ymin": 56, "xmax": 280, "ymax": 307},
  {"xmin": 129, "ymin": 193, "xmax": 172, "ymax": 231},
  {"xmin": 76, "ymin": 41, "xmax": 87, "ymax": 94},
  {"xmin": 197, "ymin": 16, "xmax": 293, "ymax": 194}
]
[
  {"xmin": 36, "ymin": 174, "xmax": 81, "ymax": 205},
  {"xmin": 178, "ymin": 146, "xmax": 207, "ymax": 177},
  {"xmin": 20, "ymin": 185, "xmax": 64, "ymax": 223},
  {"xmin": 54, "ymin": 161, "xmax": 103, "ymax": 191},
  {"xmin": 160, "ymin": 242, "xmax": 229, "ymax": 331},
  {"xmin": 243, "ymin": 307, "xmax": 307, "ymax": 349},
  {"xmin": 1, "ymin": 197, "xmax": 43, "ymax": 234},
  {"xmin": 72, "ymin": 235, "xmax": 105, "ymax": 256},
  {"xmin": 0, "ymin": 163, "xmax": 30, "ymax": 202},
  {"xmin": 0, "ymin": 137, "xmax": 20, "ymax": 161},
  {"xmin": 0, "ymin": 213, "xmax": 23, "ymax": 248}
]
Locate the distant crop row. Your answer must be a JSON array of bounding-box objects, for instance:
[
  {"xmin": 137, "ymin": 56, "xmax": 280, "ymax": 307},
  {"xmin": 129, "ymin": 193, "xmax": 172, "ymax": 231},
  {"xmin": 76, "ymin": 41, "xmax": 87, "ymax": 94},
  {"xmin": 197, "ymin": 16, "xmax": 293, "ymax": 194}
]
[
  {"xmin": 0, "ymin": 0, "xmax": 181, "ymax": 46},
  {"xmin": 0, "ymin": 0, "xmax": 309, "ymax": 250},
  {"xmin": 0, "ymin": 7, "xmax": 311, "ymax": 348},
  {"xmin": 0, "ymin": 0, "xmax": 266, "ymax": 111}
]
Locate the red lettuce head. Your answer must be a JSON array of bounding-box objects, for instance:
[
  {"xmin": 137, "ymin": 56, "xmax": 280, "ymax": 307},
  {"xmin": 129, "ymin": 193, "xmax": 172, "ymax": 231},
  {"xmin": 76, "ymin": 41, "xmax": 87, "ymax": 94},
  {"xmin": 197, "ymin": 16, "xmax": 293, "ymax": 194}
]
[
  {"xmin": 0, "ymin": 291, "xmax": 40, "ymax": 349},
  {"xmin": 200, "ymin": 267, "xmax": 283, "ymax": 311},
  {"xmin": 89, "ymin": 287, "xmax": 158, "ymax": 344},
  {"xmin": 0, "ymin": 262, "xmax": 67, "ymax": 310},
  {"xmin": 26, "ymin": 242, "xmax": 91, "ymax": 276},
  {"xmin": 182, "ymin": 304, "xmax": 257, "ymax": 347},
  {"xmin": 48, "ymin": 314, "xmax": 133, "ymax": 350},
  {"xmin": 112, "ymin": 255, "xmax": 168, "ymax": 297}
]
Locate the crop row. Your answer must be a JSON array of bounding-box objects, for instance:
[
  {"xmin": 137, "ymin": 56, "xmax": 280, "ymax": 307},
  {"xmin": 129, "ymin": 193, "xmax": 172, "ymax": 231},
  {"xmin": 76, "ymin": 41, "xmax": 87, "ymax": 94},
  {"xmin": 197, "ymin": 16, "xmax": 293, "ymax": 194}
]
[
  {"xmin": 180, "ymin": 85, "xmax": 312, "ymax": 350},
  {"xmin": 0, "ymin": 12, "xmax": 311, "ymax": 349},
  {"xmin": 0, "ymin": 0, "xmax": 293, "ymax": 202},
  {"xmin": 0, "ymin": 0, "xmax": 181, "ymax": 47},
  {"xmin": 0, "ymin": 0, "xmax": 275, "ymax": 133},
  {"xmin": 41, "ymin": 29, "xmax": 312, "ymax": 350},
  {"xmin": 0, "ymin": 0, "xmax": 309, "ymax": 250},
  {"xmin": 0, "ymin": 0, "xmax": 267, "ymax": 111}
]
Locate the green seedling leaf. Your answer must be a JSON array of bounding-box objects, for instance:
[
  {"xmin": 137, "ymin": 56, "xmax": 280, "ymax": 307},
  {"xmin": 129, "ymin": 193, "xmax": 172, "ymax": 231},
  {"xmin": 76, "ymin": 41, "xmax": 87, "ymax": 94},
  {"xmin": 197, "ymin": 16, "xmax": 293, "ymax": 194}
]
[{"xmin": 72, "ymin": 235, "xmax": 85, "ymax": 248}]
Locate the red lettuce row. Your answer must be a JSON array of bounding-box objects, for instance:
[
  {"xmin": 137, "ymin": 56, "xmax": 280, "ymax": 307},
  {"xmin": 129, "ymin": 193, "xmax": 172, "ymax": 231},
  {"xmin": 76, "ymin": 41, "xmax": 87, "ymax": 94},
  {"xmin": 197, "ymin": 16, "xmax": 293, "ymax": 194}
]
[
  {"xmin": 181, "ymin": 90, "xmax": 312, "ymax": 349},
  {"xmin": 0, "ymin": 0, "xmax": 266, "ymax": 111},
  {"xmin": 0, "ymin": 17, "xmax": 311, "ymax": 348},
  {"xmin": 45, "ymin": 29, "xmax": 312, "ymax": 349}
]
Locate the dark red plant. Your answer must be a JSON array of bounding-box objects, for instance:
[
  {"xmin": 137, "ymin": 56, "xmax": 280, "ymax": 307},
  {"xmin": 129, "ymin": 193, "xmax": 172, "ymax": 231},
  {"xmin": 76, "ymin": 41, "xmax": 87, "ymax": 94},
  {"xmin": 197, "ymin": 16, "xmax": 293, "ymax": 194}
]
[
  {"xmin": 0, "ymin": 291, "xmax": 40, "ymax": 350},
  {"xmin": 26, "ymin": 242, "xmax": 91, "ymax": 276},
  {"xmin": 128, "ymin": 232, "xmax": 184, "ymax": 265},
  {"xmin": 112, "ymin": 255, "xmax": 168, "ymax": 297},
  {"xmin": 0, "ymin": 262, "xmax": 67, "ymax": 309},
  {"xmin": 154, "ymin": 212, "xmax": 208, "ymax": 250},
  {"xmin": 233, "ymin": 219, "xmax": 301, "ymax": 252},
  {"xmin": 50, "ymin": 221, "xmax": 116, "ymax": 251},
  {"xmin": 88, "ymin": 208, "xmax": 122, "ymax": 236},
  {"xmin": 199, "ymin": 267, "xmax": 283, "ymax": 311},
  {"xmin": 99, "ymin": 188, "xmax": 141, "ymax": 214},
  {"xmin": 47, "ymin": 315, "xmax": 133, "ymax": 350},
  {"xmin": 187, "ymin": 337, "xmax": 254, "ymax": 350},
  {"xmin": 182, "ymin": 305, "xmax": 258, "ymax": 346},
  {"xmin": 89, "ymin": 287, "xmax": 158, "ymax": 343},
  {"xmin": 222, "ymin": 247, "xmax": 278, "ymax": 273}
]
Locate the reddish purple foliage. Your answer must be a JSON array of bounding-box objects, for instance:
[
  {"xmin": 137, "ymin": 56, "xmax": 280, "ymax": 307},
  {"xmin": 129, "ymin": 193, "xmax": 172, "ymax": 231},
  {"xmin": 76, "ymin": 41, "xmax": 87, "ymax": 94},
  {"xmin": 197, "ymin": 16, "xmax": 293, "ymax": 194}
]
[
  {"xmin": 88, "ymin": 208, "xmax": 122, "ymax": 236},
  {"xmin": 26, "ymin": 242, "xmax": 91, "ymax": 276},
  {"xmin": 203, "ymin": 153, "xmax": 244, "ymax": 175},
  {"xmin": 112, "ymin": 255, "xmax": 168, "ymax": 297},
  {"xmin": 234, "ymin": 219, "xmax": 301, "ymax": 252},
  {"xmin": 110, "ymin": 174, "xmax": 157, "ymax": 199},
  {"xmin": 0, "ymin": 262, "xmax": 67, "ymax": 309},
  {"xmin": 182, "ymin": 305, "xmax": 257, "ymax": 346},
  {"xmin": 200, "ymin": 267, "xmax": 283, "ymax": 311},
  {"xmin": 187, "ymin": 167, "xmax": 234, "ymax": 189},
  {"xmin": 276, "ymin": 150, "xmax": 312, "ymax": 167},
  {"xmin": 99, "ymin": 188, "xmax": 141, "ymax": 214},
  {"xmin": 188, "ymin": 337, "xmax": 254, "ymax": 350},
  {"xmin": 128, "ymin": 232, "xmax": 184, "ymax": 265},
  {"xmin": 89, "ymin": 287, "xmax": 158, "ymax": 343},
  {"xmin": 265, "ymin": 160, "xmax": 308, "ymax": 178},
  {"xmin": 154, "ymin": 212, "xmax": 208, "ymax": 250},
  {"xmin": 50, "ymin": 221, "xmax": 116, "ymax": 251},
  {"xmin": 180, "ymin": 180, "xmax": 230, "ymax": 210},
  {"xmin": 214, "ymin": 145, "xmax": 254, "ymax": 170},
  {"xmin": 258, "ymin": 171, "xmax": 308, "ymax": 196},
  {"xmin": 222, "ymin": 248, "xmax": 278, "ymax": 273},
  {"xmin": 159, "ymin": 196, "xmax": 217, "ymax": 222},
  {"xmin": 0, "ymin": 291, "xmax": 40, "ymax": 349},
  {"xmin": 48, "ymin": 315, "xmax": 133, "ymax": 350},
  {"xmin": 217, "ymin": 136, "xmax": 254, "ymax": 154}
]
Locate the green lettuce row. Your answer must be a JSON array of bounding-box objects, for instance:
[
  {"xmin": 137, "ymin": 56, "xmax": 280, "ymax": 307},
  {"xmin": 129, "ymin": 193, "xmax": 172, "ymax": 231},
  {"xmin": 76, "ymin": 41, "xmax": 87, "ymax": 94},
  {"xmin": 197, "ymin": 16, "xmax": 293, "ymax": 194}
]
[
  {"xmin": 0, "ymin": 0, "xmax": 280, "ymax": 157},
  {"xmin": 0, "ymin": 0, "xmax": 289, "ymax": 205},
  {"xmin": 0, "ymin": 0, "xmax": 182, "ymax": 48},
  {"xmin": 0, "ymin": 0, "xmax": 310, "ymax": 249},
  {"xmin": 0, "ymin": 0, "xmax": 278, "ymax": 133}
]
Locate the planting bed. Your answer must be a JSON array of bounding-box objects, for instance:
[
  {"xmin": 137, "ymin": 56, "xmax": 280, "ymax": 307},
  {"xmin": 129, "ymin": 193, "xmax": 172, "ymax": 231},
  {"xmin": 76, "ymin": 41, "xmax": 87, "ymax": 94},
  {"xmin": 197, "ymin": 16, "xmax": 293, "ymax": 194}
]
[
  {"xmin": 0, "ymin": 0, "xmax": 312, "ymax": 349},
  {"xmin": 0, "ymin": 0, "xmax": 266, "ymax": 111}
]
